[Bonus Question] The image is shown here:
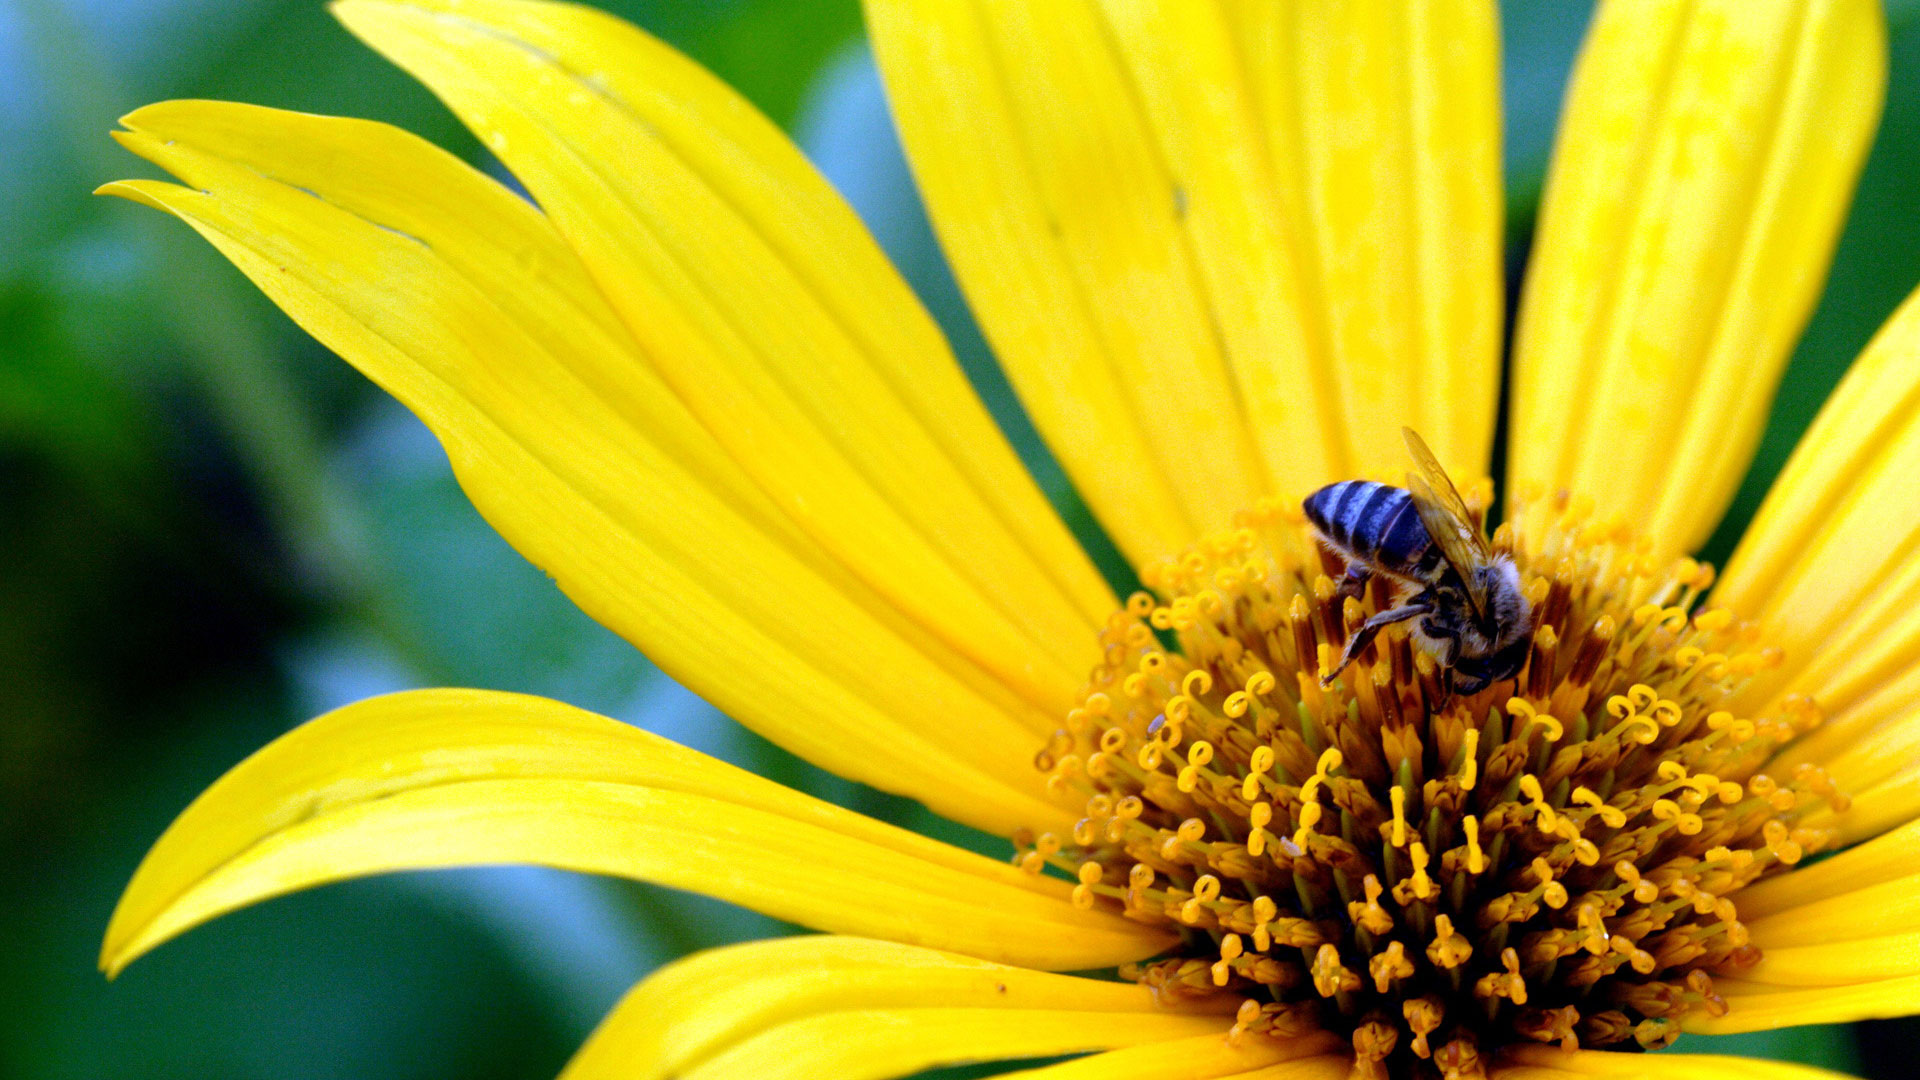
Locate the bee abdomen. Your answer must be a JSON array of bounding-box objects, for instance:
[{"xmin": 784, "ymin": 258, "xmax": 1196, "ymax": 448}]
[{"xmin": 1303, "ymin": 480, "xmax": 1433, "ymax": 573}]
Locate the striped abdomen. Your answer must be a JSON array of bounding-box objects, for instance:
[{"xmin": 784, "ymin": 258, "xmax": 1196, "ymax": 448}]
[{"xmin": 1302, "ymin": 480, "xmax": 1445, "ymax": 581}]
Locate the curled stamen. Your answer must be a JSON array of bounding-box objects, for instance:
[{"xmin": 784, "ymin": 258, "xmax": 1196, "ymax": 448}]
[
  {"xmin": 1572, "ymin": 787, "xmax": 1626, "ymax": 827},
  {"xmin": 1474, "ymin": 947, "xmax": 1528, "ymax": 1006},
  {"xmin": 1508, "ymin": 698, "xmax": 1564, "ymax": 742},
  {"xmin": 1463, "ymin": 816, "xmax": 1486, "ymax": 874},
  {"xmin": 1394, "ymin": 842, "xmax": 1437, "ymax": 905},
  {"xmin": 1532, "ymin": 857, "xmax": 1568, "ymax": 910},
  {"xmin": 1519, "ymin": 774, "xmax": 1559, "ymax": 833}
]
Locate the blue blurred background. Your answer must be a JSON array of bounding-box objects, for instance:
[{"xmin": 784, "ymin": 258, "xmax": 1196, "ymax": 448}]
[{"xmin": 2, "ymin": 1, "xmax": 1917, "ymax": 1077}]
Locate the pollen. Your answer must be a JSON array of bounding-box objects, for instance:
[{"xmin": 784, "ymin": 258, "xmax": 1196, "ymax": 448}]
[{"xmin": 1022, "ymin": 487, "xmax": 1843, "ymax": 1078}]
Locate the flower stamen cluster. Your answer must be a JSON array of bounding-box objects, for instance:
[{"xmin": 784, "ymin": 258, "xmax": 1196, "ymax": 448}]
[{"xmin": 1019, "ymin": 488, "xmax": 1846, "ymax": 1079}]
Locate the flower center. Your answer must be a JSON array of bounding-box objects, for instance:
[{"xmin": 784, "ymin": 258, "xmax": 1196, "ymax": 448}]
[{"xmin": 1019, "ymin": 487, "xmax": 1847, "ymax": 1079}]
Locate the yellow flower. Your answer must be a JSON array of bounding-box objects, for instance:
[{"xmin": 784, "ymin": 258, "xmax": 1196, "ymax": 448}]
[{"xmin": 97, "ymin": 1, "xmax": 1920, "ymax": 1077}]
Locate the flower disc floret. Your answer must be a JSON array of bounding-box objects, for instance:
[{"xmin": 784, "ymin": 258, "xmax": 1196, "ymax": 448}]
[{"xmin": 1019, "ymin": 487, "xmax": 1846, "ymax": 1079}]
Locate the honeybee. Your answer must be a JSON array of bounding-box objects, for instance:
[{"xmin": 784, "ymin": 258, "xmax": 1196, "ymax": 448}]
[{"xmin": 1302, "ymin": 428, "xmax": 1532, "ymax": 697}]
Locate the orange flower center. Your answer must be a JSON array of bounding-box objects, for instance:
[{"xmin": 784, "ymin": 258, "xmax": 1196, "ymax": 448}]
[{"xmin": 1019, "ymin": 487, "xmax": 1847, "ymax": 1079}]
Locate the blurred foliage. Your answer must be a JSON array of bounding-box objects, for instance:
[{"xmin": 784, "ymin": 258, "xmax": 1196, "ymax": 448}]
[{"xmin": 0, "ymin": 1, "xmax": 1914, "ymax": 1078}]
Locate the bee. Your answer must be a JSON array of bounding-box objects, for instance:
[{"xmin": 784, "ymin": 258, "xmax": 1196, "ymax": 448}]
[{"xmin": 1302, "ymin": 428, "xmax": 1532, "ymax": 697}]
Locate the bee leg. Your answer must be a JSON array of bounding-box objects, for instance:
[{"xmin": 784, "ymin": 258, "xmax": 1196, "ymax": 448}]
[
  {"xmin": 1334, "ymin": 563, "xmax": 1372, "ymax": 602},
  {"xmin": 1319, "ymin": 602, "xmax": 1431, "ymax": 688}
]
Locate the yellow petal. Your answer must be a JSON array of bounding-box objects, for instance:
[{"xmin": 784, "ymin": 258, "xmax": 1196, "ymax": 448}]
[
  {"xmin": 562, "ymin": 936, "xmax": 1242, "ymax": 1080},
  {"xmin": 1223, "ymin": 1065, "xmax": 1353, "ymax": 1080},
  {"xmin": 1499, "ymin": 1047, "xmax": 1859, "ymax": 1078},
  {"xmin": 1771, "ymin": 765, "xmax": 1906, "ymax": 849},
  {"xmin": 1736, "ymin": 818, "xmax": 1920, "ymax": 918},
  {"xmin": 1823, "ymin": 771, "xmax": 1920, "ymax": 846},
  {"xmin": 1714, "ymin": 284, "xmax": 1920, "ymax": 815},
  {"xmin": 1779, "ymin": 665, "xmax": 1920, "ymax": 800},
  {"xmin": 103, "ymin": 691, "xmax": 1169, "ymax": 978},
  {"xmin": 1737, "ymin": 933, "xmax": 1920, "ymax": 987},
  {"xmin": 869, "ymin": 0, "xmax": 1502, "ymax": 564},
  {"xmin": 567, "ymin": 935, "xmax": 1346, "ymax": 1080},
  {"xmin": 1751, "ymin": 868, "xmax": 1920, "ymax": 953},
  {"xmin": 330, "ymin": 0, "xmax": 1112, "ymax": 715},
  {"xmin": 1223, "ymin": 1, "xmax": 1503, "ymax": 482},
  {"xmin": 1743, "ymin": 873, "xmax": 1920, "ymax": 947},
  {"xmin": 679, "ymin": 1009, "xmax": 1228, "ymax": 1080},
  {"xmin": 1689, "ymin": 974, "xmax": 1920, "ymax": 1034},
  {"xmin": 981, "ymin": 1037, "xmax": 1347, "ymax": 1080},
  {"xmin": 1509, "ymin": 0, "xmax": 1884, "ymax": 555},
  {"xmin": 104, "ymin": 99, "xmax": 1070, "ymax": 836}
]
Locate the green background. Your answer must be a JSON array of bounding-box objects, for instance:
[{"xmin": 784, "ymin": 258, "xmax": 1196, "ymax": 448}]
[{"xmin": 0, "ymin": 1, "xmax": 1912, "ymax": 1077}]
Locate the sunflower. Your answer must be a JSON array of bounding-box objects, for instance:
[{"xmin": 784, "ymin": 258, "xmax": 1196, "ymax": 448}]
[{"xmin": 98, "ymin": 0, "xmax": 1920, "ymax": 1077}]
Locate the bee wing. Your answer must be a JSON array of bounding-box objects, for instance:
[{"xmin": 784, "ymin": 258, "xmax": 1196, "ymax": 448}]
[{"xmin": 1402, "ymin": 427, "xmax": 1493, "ymax": 618}]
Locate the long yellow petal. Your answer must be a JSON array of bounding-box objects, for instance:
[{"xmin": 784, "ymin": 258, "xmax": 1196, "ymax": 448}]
[
  {"xmin": 1736, "ymin": 934, "xmax": 1920, "ymax": 987},
  {"xmin": 1224, "ymin": 1, "xmax": 1503, "ymax": 482},
  {"xmin": 1768, "ymin": 762, "xmax": 1910, "ymax": 848},
  {"xmin": 1714, "ymin": 285, "xmax": 1920, "ymax": 816},
  {"xmin": 1509, "ymin": 0, "xmax": 1884, "ymax": 555},
  {"xmin": 1688, "ymin": 975, "xmax": 1920, "ymax": 1034},
  {"xmin": 104, "ymin": 100, "xmax": 1072, "ymax": 837},
  {"xmin": 681, "ymin": 1009, "xmax": 1227, "ymax": 1080},
  {"xmin": 1499, "ymin": 1046, "xmax": 1856, "ymax": 1078},
  {"xmin": 562, "ymin": 936, "xmax": 1240, "ymax": 1080},
  {"xmin": 1822, "ymin": 770, "xmax": 1920, "ymax": 846},
  {"xmin": 102, "ymin": 691, "xmax": 1169, "ymax": 978},
  {"xmin": 869, "ymin": 0, "xmax": 1502, "ymax": 565},
  {"xmin": 329, "ymin": 0, "xmax": 1112, "ymax": 712},
  {"xmin": 1743, "ymin": 874, "xmax": 1920, "ymax": 947},
  {"xmin": 1736, "ymin": 818, "xmax": 1920, "ymax": 918},
  {"xmin": 982, "ymin": 1037, "xmax": 1347, "ymax": 1080},
  {"xmin": 1781, "ymin": 668, "xmax": 1920, "ymax": 799},
  {"xmin": 567, "ymin": 935, "xmax": 1344, "ymax": 1080},
  {"xmin": 1222, "ymin": 1064, "xmax": 1353, "ymax": 1080}
]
